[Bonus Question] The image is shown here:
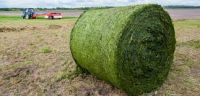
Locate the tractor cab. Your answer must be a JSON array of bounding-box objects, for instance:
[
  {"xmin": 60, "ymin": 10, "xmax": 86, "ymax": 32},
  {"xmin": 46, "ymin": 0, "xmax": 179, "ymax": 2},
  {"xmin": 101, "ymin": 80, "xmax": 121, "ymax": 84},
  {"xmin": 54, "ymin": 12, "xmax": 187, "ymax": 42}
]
[{"xmin": 22, "ymin": 8, "xmax": 35, "ymax": 19}]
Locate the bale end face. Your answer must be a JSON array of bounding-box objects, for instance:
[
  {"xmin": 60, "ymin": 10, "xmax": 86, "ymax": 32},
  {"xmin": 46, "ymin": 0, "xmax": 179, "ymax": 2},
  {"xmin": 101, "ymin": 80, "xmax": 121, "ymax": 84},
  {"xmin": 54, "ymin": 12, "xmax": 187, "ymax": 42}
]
[{"xmin": 116, "ymin": 5, "xmax": 176, "ymax": 95}]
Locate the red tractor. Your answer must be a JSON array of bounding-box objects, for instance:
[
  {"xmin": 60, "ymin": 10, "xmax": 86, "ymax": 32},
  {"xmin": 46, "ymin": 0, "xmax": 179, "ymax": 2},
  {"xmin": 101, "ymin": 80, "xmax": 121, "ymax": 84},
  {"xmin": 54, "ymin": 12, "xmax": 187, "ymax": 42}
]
[{"xmin": 22, "ymin": 8, "xmax": 63, "ymax": 19}]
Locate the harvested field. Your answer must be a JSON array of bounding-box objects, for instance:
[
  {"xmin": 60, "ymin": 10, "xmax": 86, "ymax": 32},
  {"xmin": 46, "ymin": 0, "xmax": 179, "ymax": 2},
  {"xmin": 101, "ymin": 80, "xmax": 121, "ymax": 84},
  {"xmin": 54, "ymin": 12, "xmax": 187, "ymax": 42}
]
[
  {"xmin": 0, "ymin": 10, "xmax": 83, "ymax": 17},
  {"xmin": 0, "ymin": 26, "xmax": 39, "ymax": 32},
  {"xmin": 0, "ymin": 8, "xmax": 200, "ymax": 20},
  {"xmin": 0, "ymin": 15, "xmax": 200, "ymax": 95}
]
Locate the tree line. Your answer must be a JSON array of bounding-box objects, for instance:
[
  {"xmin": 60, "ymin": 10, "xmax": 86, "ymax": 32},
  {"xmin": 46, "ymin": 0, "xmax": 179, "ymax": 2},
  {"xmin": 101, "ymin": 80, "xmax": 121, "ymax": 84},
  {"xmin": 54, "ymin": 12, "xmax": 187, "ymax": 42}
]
[
  {"xmin": 0, "ymin": 6, "xmax": 200, "ymax": 11},
  {"xmin": 0, "ymin": 6, "xmax": 114, "ymax": 11}
]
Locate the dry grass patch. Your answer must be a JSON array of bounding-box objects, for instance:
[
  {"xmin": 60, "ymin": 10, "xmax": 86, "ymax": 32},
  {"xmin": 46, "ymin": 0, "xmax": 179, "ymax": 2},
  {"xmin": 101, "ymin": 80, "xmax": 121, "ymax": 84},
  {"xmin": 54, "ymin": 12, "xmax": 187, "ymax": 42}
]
[{"xmin": 0, "ymin": 17, "xmax": 200, "ymax": 96}]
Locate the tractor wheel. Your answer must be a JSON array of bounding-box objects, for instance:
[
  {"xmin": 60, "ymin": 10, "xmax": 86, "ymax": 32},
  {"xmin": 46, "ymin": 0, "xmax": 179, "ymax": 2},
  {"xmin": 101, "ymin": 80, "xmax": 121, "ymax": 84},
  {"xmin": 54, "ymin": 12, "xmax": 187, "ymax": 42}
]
[
  {"xmin": 49, "ymin": 16, "xmax": 54, "ymax": 19},
  {"xmin": 25, "ymin": 15, "xmax": 29, "ymax": 19}
]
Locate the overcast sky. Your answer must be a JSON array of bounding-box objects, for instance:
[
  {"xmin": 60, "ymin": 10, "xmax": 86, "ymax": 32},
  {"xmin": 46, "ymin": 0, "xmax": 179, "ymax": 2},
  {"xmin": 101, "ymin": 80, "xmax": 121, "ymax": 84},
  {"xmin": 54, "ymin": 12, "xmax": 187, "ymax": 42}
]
[{"xmin": 0, "ymin": 0, "xmax": 200, "ymax": 8}]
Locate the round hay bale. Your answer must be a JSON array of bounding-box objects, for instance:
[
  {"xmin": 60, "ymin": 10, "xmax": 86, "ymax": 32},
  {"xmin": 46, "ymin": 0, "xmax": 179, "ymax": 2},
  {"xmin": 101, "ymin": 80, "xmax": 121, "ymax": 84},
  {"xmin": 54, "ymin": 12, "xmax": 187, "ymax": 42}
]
[{"xmin": 70, "ymin": 4, "xmax": 176, "ymax": 95}]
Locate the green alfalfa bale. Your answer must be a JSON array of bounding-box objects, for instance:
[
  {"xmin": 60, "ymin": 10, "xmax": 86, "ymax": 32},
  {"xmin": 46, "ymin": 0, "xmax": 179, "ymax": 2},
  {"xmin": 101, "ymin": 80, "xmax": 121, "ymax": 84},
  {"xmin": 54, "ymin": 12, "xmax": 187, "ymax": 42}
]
[{"xmin": 70, "ymin": 4, "xmax": 176, "ymax": 96}]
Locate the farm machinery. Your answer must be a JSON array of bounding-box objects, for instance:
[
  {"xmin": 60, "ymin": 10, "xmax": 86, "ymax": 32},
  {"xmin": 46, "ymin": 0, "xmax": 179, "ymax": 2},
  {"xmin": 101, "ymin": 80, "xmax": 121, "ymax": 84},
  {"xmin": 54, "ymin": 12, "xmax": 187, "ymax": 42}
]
[{"xmin": 22, "ymin": 8, "xmax": 63, "ymax": 19}]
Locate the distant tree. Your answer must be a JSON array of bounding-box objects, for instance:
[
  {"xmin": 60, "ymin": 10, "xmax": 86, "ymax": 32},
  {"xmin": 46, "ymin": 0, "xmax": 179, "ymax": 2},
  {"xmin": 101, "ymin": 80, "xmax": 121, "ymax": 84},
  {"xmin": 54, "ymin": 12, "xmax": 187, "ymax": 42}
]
[
  {"xmin": 1, "ymin": 5, "xmax": 199, "ymax": 11},
  {"xmin": 164, "ymin": 5, "xmax": 200, "ymax": 9}
]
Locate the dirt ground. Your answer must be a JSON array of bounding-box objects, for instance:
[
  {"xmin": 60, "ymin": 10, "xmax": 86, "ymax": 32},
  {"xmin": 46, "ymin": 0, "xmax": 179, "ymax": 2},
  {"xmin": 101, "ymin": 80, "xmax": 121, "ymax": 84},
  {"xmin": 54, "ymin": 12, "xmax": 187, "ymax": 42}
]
[{"xmin": 0, "ymin": 17, "xmax": 200, "ymax": 96}]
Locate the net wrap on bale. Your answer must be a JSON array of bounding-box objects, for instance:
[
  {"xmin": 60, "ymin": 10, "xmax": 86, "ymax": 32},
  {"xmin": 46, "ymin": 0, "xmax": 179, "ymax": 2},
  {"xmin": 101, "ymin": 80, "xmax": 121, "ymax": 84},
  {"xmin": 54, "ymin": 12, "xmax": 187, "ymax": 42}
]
[{"xmin": 70, "ymin": 4, "xmax": 175, "ymax": 96}]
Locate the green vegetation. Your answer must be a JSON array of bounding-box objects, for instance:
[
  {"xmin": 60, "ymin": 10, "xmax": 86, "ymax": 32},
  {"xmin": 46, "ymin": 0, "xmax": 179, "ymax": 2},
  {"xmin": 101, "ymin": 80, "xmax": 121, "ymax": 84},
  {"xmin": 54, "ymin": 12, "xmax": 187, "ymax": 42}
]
[
  {"xmin": 174, "ymin": 20, "xmax": 200, "ymax": 28},
  {"xmin": 0, "ymin": 16, "xmax": 78, "ymax": 26},
  {"xmin": 40, "ymin": 47, "xmax": 52, "ymax": 53},
  {"xmin": 0, "ymin": 16, "xmax": 21, "ymax": 20},
  {"xmin": 71, "ymin": 4, "xmax": 175, "ymax": 96},
  {"xmin": 188, "ymin": 40, "xmax": 200, "ymax": 48},
  {"xmin": 0, "ymin": 7, "xmax": 113, "ymax": 11},
  {"xmin": 179, "ymin": 40, "xmax": 200, "ymax": 48},
  {"xmin": 0, "ymin": 16, "xmax": 77, "ymax": 21},
  {"xmin": 0, "ymin": 8, "xmax": 22, "ymax": 11}
]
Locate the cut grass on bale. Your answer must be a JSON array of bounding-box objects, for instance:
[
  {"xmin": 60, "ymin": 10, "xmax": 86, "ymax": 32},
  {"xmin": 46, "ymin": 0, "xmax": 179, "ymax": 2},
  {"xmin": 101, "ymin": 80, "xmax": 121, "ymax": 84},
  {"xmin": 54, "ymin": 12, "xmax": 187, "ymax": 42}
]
[{"xmin": 71, "ymin": 4, "xmax": 176, "ymax": 96}]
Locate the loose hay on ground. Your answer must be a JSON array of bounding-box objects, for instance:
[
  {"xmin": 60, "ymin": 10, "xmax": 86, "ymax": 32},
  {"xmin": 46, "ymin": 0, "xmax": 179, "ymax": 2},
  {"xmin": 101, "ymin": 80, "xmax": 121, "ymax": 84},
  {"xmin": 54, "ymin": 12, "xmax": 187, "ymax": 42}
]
[{"xmin": 0, "ymin": 26, "xmax": 40, "ymax": 32}]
